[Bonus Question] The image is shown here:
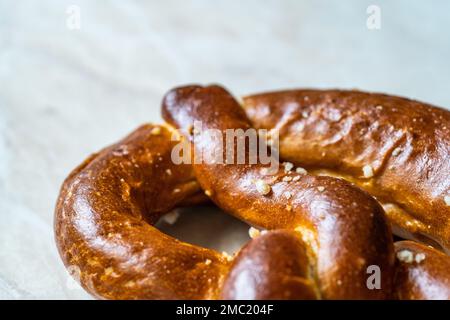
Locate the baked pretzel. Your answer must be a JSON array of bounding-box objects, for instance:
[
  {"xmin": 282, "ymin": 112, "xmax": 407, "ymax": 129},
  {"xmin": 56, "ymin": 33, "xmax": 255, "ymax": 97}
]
[
  {"xmin": 242, "ymin": 89, "xmax": 450, "ymax": 253},
  {"xmin": 55, "ymin": 85, "xmax": 450, "ymax": 300}
]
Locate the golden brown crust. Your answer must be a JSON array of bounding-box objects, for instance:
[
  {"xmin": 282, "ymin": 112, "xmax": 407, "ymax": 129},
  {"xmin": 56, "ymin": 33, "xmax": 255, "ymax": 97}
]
[
  {"xmin": 243, "ymin": 89, "xmax": 450, "ymax": 252},
  {"xmin": 221, "ymin": 230, "xmax": 318, "ymax": 300},
  {"xmin": 394, "ymin": 241, "xmax": 450, "ymax": 300},
  {"xmin": 163, "ymin": 85, "xmax": 395, "ymax": 299},
  {"xmin": 54, "ymin": 124, "xmax": 230, "ymax": 299}
]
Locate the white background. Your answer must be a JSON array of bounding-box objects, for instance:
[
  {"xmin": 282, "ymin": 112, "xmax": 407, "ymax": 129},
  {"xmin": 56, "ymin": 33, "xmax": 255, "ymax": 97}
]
[{"xmin": 0, "ymin": 0, "xmax": 449, "ymax": 299}]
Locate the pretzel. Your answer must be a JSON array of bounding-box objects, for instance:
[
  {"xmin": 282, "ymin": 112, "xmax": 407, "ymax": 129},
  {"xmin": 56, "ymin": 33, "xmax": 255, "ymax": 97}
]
[
  {"xmin": 242, "ymin": 89, "xmax": 450, "ymax": 253},
  {"xmin": 55, "ymin": 85, "xmax": 450, "ymax": 300}
]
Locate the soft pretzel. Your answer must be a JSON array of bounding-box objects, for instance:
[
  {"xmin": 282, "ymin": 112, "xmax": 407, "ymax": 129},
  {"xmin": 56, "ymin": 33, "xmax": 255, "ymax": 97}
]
[
  {"xmin": 242, "ymin": 89, "xmax": 450, "ymax": 252},
  {"xmin": 55, "ymin": 85, "xmax": 450, "ymax": 300}
]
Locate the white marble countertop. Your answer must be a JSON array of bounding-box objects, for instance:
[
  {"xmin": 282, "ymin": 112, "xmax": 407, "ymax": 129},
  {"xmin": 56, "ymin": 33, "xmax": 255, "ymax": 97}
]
[{"xmin": 1, "ymin": 0, "xmax": 449, "ymax": 299}]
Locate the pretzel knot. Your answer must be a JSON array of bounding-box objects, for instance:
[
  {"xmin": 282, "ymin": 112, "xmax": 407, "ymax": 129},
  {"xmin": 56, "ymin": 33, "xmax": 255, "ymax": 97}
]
[{"xmin": 55, "ymin": 85, "xmax": 450, "ymax": 300}]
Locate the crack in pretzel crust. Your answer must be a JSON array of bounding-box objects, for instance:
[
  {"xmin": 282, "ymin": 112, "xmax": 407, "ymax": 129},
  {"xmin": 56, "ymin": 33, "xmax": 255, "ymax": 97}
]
[{"xmin": 54, "ymin": 85, "xmax": 450, "ymax": 300}]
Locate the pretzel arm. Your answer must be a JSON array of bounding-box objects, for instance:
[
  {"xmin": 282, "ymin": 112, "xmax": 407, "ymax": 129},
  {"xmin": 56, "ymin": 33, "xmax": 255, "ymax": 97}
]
[
  {"xmin": 243, "ymin": 90, "xmax": 450, "ymax": 252},
  {"xmin": 162, "ymin": 85, "xmax": 395, "ymax": 299}
]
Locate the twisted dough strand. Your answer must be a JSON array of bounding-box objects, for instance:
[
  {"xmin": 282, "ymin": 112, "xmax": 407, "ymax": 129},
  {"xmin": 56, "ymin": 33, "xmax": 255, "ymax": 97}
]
[{"xmin": 243, "ymin": 89, "xmax": 450, "ymax": 252}]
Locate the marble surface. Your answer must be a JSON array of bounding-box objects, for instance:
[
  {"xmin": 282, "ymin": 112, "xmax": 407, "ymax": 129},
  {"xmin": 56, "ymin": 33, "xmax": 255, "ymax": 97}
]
[{"xmin": 1, "ymin": 0, "xmax": 449, "ymax": 299}]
